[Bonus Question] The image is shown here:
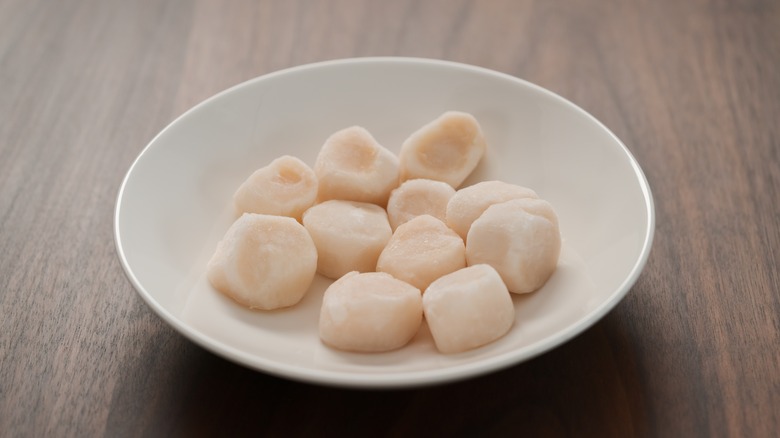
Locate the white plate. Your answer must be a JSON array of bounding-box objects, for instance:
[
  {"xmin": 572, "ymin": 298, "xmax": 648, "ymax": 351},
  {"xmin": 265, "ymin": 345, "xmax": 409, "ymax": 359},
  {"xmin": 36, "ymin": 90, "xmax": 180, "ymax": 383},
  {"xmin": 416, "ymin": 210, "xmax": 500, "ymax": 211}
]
[{"xmin": 114, "ymin": 58, "xmax": 654, "ymax": 388}]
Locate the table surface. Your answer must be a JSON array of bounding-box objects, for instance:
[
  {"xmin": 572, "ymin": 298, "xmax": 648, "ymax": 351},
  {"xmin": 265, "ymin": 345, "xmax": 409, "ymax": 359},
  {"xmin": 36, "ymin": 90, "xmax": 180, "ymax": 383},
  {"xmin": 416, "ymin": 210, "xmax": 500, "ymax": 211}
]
[{"xmin": 2, "ymin": 0, "xmax": 779, "ymax": 436}]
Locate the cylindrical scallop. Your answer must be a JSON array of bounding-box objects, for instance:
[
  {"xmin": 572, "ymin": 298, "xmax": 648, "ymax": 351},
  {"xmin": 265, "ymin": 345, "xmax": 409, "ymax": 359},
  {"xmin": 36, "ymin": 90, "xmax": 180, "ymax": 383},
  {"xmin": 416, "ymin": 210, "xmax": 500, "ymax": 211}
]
[
  {"xmin": 466, "ymin": 199, "xmax": 561, "ymax": 294},
  {"xmin": 302, "ymin": 200, "xmax": 392, "ymax": 279},
  {"xmin": 386, "ymin": 178, "xmax": 456, "ymax": 231},
  {"xmin": 314, "ymin": 126, "xmax": 399, "ymax": 206},
  {"xmin": 206, "ymin": 213, "xmax": 318, "ymax": 310},
  {"xmin": 376, "ymin": 215, "xmax": 466, "ymax": 291},
  {"xmin": 399, "ymin": 111, "xmax": 487, "ymax": 189},
  {"xmin": 446, "ymin": 180, "xmax": 538, "ymax": 241},
  {"xmin": 423, "ymin": 264, "xmax": 515, "ymax": 354},
  {"xmin": 233, "ymin": 155, "xmax": 318, "ymax": 221},
  {"xmin": 319, "ymin": 271, "xmax": 423, "ymax": 353}
]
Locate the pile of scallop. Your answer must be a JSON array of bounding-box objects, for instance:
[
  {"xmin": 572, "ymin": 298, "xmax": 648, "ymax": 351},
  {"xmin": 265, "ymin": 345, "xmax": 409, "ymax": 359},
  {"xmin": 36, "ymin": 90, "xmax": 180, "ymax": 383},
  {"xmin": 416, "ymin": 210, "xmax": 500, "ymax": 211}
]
[{"xmin": 207, "ymin": 111, "xmax": 561, "ymax": 354}]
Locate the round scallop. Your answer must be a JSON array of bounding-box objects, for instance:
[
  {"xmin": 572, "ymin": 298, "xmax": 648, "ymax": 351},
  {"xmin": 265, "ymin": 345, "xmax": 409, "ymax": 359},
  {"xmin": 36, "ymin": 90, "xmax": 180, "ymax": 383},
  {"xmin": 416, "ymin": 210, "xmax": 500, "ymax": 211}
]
[
  {"xmin": 314, "ymin": 126, "xmax": 399, "ymax": 206},
  {"xmin": 386, "ymin": 178, "xmax": 456, "ymax": 231},
  {"xmin": 206, "ymin": 213, "xmax": 318, "ymax": 310},
  {"xmin": 233, "ymin": 155, "xmax": 318, "ymax": 221},
  {"xmin": 466, "ymin": 198, "xmax": 561, "ymax": 294},
  {"xmin": 446, "ymin": 180, "xmax": 538, "ymax": 240},
  {"xmin": 376, "ymin": 215, "xmax": 466, "ymax": 291},
  {"xmin": 302, "ymin": 200, "xmax": 392, "ymax": 279},
  {"xmin": 319, "ymin": 272, "xmax": 423, "ymax": 353},
  {"xmin": 399, "ymin": 111, "xmax": 487, "ymax": 189},
  {"xmin": 423, "ymin": 264, "xmax": 515, "ymax": 354}
]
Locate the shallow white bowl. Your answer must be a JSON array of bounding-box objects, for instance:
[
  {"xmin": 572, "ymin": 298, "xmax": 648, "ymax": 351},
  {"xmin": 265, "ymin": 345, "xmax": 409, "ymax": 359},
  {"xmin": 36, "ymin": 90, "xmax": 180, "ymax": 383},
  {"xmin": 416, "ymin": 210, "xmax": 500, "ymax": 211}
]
[{"xmin": 114, "ymin": 57, "xmax": 654, "ymax": 388}]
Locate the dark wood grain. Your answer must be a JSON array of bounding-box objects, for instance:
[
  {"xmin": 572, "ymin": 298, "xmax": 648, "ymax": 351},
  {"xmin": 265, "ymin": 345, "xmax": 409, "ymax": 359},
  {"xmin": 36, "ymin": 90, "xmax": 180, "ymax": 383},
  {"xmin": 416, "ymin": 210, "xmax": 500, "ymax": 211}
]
[{"xmin": 1, "ymin": 0, "xmax": 778, "ymax": 436}]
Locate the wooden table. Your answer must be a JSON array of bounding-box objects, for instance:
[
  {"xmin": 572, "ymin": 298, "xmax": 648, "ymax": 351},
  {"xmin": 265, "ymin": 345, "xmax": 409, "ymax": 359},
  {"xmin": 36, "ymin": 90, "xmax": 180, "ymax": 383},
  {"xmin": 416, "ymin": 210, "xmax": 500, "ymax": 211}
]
[{"xmin": 2, "ymin": 0, "xmax": 778, "ymax": 435}]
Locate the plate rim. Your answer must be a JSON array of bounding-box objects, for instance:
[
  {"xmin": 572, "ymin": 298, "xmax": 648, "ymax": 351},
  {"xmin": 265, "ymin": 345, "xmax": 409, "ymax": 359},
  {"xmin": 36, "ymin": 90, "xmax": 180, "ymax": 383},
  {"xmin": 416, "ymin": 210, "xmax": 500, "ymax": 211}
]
[{"xmin": 113, "ymin": 56, "xmax": 655, "ymax": 388}]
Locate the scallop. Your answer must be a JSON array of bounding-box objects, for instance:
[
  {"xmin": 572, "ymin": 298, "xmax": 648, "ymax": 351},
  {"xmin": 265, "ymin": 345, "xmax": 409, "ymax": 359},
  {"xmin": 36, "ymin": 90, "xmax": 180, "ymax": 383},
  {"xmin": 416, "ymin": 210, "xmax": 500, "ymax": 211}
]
[
  {"xmin": 233, "ymin": 155, "xmax": 318, "ymax": 221},
  {"xmin": 314, "ymin": 126, "xmax": 399, "ymax": 206},
  {"xmin": 206, "ymin": 213, "xmax": 318, "ymax": 310},
  {"xmin": 399, "ymin": 111, "xmax": 487, "ymax": 189},
  {"xmin": 386, "ymin": 178, "xmax": 455, "ymax": 231},
  {"xmin": 466, "ymin": 198, "xmax": 561, "ymax": 294},
  {"xmin": 302, "ymin": 200, "xmax": 392, "ymax": 279},
  {"xmin": 376, "ymin": 215, "xmax": 466, "ymax": 291},
  {"xmin": 423, "ymin": 264, "xmax": 515, "ymax": 354},
  {"xmin": 446, "ymin": 180, "xmax": 538, "ymax": 240},
  {"xmin": 319, "ymin": 272, "xmax": 423, "ymax": 353}
]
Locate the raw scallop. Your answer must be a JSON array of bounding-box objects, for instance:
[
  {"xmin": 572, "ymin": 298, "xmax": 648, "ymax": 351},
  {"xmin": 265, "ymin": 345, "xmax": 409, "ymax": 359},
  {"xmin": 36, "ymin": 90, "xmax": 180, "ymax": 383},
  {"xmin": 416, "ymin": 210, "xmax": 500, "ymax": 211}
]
[
  {"xmin": 466, "ymin": 198, "xmax": 560, "ymax": 294},
  {"xmin": 319, "ymin": 271, "xmax": 423, "ymax": 352},
  {"xmin": 302, "ymin": 200, "xmax": 392, "ymax": 279},
  {"xmin": 446, "ymin": 180, "xmax": 538, "ymax": 240},
  {"xmin": 233, "ymin": 155, "xmax": 318, "ymax": 221},
  {"xmin": 386, "ymin": 178, "xmax": 455, "ymax": 231},
  {"xmin": 314, "ymin": 126, "xmax": 399, "ymax": 206},
  {"xmin": 423, "ymin": 264, "xmax": 515, "ymax": 354},
  {"xmin": 399, "ymin": 111, "xmax": 487, "ymax": 188},
  {"xmin": 376, "ymin": 215, "xmax": 466, "ymax": 291},
  {"xmin": 206, "ymin": 213, "xmax": 317, "ymax": 310}
]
